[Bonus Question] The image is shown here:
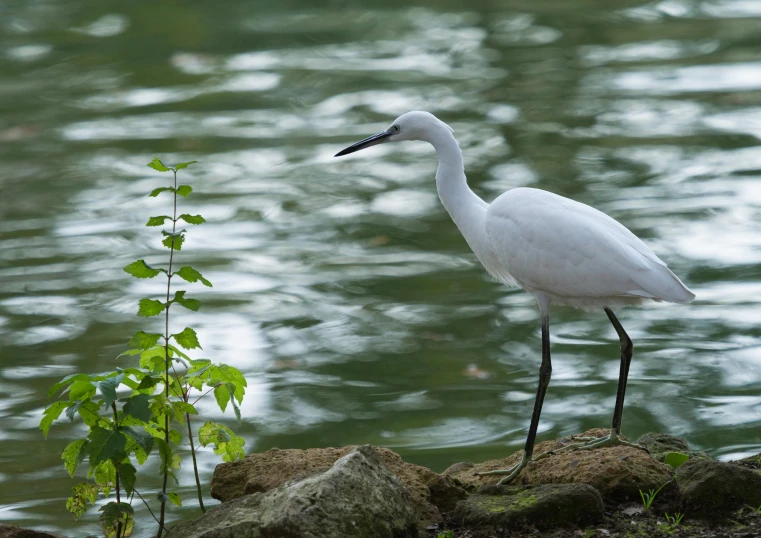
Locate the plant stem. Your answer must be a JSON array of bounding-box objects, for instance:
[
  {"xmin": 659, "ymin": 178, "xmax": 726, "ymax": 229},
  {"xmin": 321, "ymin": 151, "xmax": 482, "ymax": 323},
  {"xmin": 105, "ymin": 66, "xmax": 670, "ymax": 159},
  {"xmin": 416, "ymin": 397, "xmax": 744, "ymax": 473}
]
[
  {"xmin": 157, "ymin": 169, "xmax": 179, "ymax": 538},
  {"xmin": 112, "ymin": 402, "xmax": 123, "ymax": 538},
  {"xmin": 186, "ymin": 412, "xmax": 205, "ymax": 512},
  {"xmin": 134, "ymin": 488, "xmax": 169, "ymax": 533}
]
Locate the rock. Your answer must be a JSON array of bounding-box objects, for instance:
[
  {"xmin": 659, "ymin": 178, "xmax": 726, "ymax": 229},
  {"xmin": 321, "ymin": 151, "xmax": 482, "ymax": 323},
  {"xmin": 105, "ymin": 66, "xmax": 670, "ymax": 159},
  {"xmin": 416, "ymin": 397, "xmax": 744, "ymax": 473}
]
[
  {"xmin": 734, "ymin": 453, "xmax": 761, "ymax": 471},
  {"xmin": 454, "ymin": 483, "xmax": 604, "ymax": 534},
  {"xmin": 211, "ymin": 444, "xmax": 440, "ymax": 528},
  {"xmin": 636, "ymin": 432, "xmax": 709, "ymax": 463},
  {"xmin": 0, "ymin": 525, "xmax": 69, "ymax": 538},
  {"xmin": 678, "ymin": 459, "xmax": 761, "ymax": 519},
  {"xmin": 167, "ymin": 445, "xmax": 419, "ymax": 538},
  {"xmin": 426, "ymin": 474, "xmax": 469, "ymax": 513},
  {"xmin": 443, "ymin": 429, "xmax": 673, "ymax": 502}
]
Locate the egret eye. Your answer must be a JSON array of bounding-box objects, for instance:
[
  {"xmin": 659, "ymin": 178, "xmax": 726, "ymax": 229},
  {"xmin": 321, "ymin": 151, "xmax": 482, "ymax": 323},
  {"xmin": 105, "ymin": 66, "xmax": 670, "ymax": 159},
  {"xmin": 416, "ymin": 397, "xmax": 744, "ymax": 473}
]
[{"xmin": 393, "ymin": 125, "xmax": 400, "ymax": 133}]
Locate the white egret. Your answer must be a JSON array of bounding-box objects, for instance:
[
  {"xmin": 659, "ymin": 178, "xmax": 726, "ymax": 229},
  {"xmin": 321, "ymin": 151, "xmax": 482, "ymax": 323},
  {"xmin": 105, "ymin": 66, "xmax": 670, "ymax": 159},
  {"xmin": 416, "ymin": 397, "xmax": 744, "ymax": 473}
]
[{"xmin": 335, "ymin": 111, "xmax": 695, "ymax": 484}]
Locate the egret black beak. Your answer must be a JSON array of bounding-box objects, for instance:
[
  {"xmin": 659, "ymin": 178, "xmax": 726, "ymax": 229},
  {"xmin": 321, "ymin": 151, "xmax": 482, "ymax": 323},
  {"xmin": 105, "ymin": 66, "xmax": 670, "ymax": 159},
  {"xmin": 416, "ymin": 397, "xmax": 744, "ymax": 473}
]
[{"xmin": 335, "ymin": 130, "xmax": 392, "ymax": 157}]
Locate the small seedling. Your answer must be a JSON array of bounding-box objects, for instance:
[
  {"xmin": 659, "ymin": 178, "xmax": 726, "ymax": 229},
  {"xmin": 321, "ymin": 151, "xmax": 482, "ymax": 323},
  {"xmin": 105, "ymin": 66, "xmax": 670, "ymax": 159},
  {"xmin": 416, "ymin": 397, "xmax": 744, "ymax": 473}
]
[
  {"xmin": 665, "ymin": 512, "xmax": 684, "ymax": 527},
  {"xmin": 436, "ymin": 531, "xmax": 455, "ymax": 538},
  {"xmin": 639, "ymin": 480, "xmax": 671, "ymax": 511}
]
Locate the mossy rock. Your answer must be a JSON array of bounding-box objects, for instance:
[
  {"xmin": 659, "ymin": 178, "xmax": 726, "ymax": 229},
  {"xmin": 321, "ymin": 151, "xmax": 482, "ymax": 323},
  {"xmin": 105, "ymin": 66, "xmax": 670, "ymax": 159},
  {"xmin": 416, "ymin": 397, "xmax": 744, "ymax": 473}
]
[
  {"xmin": 454, "ymin": 483, "xmax": 603, "ymax": 534},
  {"xmin": 636, "ymin": 432, "xmax": 709, "ymax": 463},
  {"xmin": 678, "ymin": 459, "xmax": 761, "ymax": 520}
]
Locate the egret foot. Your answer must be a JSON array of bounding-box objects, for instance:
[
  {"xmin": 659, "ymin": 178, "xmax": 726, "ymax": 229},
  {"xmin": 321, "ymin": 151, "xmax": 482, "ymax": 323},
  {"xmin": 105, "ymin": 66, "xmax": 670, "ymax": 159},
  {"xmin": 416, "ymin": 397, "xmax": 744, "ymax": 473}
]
[
  {"xmin": 474, "ymin": 454, "xmax": 530, "ymax": 485},
  {"xmin": 558, "ymin": 431, "xmax": 647, "ymax": 453}
]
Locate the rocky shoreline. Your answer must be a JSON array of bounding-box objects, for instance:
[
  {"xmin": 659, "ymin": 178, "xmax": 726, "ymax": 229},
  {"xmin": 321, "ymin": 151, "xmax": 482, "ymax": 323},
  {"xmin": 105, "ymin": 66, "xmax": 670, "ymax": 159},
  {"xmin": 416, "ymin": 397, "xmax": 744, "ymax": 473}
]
[
  {"xmin": 174, "ymin": 428, "xmax": 761, "ymax": 538},
  {"xmin": 4, "ymin": 430, "xmax": 761, "ymax": 538}
]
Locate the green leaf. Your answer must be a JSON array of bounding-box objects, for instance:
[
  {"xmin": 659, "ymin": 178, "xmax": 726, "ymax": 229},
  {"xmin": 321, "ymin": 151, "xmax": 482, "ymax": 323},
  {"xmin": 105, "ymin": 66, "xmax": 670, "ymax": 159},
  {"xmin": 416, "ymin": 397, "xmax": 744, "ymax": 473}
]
[
  {"xmin": 87, "ymin": 426, "xmax": 127, "ymax": 467},
  {"xmin": 167, "ymin": 344, "xmax": 192, "ymax": 361},
  {"xmin": 664, "ymin": 452, "xmax": 690, "ymax": 470},
  {"xmin": 148, "ymin": 157, "xmax": 171, "ymax": 172},
  {"xmin": 128, "ymin": 330, "xmax": 163, "ymax": 350},
  {"xmin": 173, "ymin": 327, "xmax": 201, "ymax": 350},
  {"xmin": 157, "ymin": 490, "xmax": 183, "ymax": 507},
  {"xmin": 123, "ymin": 259, "xmax": 162, "ymax": 279},
  {"xmin": 170, "ymin": 401, "xmax": 198, "ymax": 426},
  {"xmin": 162, "ymin": 234, "xmax": 185, "ymax": 251},
  {"xmin": 123, "ymin": 394, "xmax": 153, "ymax": 423},
  {"xmin": 179, "ymin": 213, "xmax": 205, "ymax": 225},
  {"xmin": 138, "ymin": 298, "xmax": 165, "ymax": 317},
  {"xmin": 40, "ymin": 401, "xmax": 68, "ymax": 438},
  {"xmin": 139, "ymin": 346, "xmax": 166, "ymax": 372},
  {"xmin": 69, "ymin": 379, "xmax": 97, "ymax": 402},
  {"xmin": 208, "ymin": 364, "xmax": 247, "ymax": 404},
  {"xmin": 176, "ymin": 266, "xmax": 212, "ymax": 287},
  {"xmin": 92, "ymin": 459, "xmax": 116, "ymax": 494},
  {"xmin": 176, "ymin": 185, "xmax": 192, "ymax": 197},
  {"xmin": 198, "ymin": 422, "xmax": 245, "ymax": 462},
  {"xmin": 136, "ymin": 375, "xmax": 159, "ymax": 392},
  {"xmin": 150, "ymin": 186, "xmax": 174, "ymax": 197},
  {"xmin": 65, "ymin": 401, "xmax": 82, "ymax": 421},
  {"xmin": 62, "ymin": 439, "xmax": 89, "ymax": 477},
  {"xmin": 214, "ymin": 384, "xmax": 231, "ymax": 413},
  {"xmin": 154, "ymin": 438, "xmax": 181, "ymax": 483},
  {"xmin": 119, "ymin": 462, "xmax": 137, "ymax": 496},
  {"xmin": 147, "ymin": 215, "xmax": 172, "ymax": 226},
  {"xmin": 66, "ymin": 482, "xmax": 98, "ymax": 519},
  {"xmin": 122, "ymin": 425, "xmax": 154, "ymax": 456},
  {"xmin": 99, "ymin": 501, "xmax": 135, "ymax": 538},
  {"xmin": 173, "ymin": 160, "xmax": 198, "ymax": 170},
  {"xmin": 98, "ymin": 373, "xmax": 124, "ymax": 409},
  {"xmin": 77, "ymin": 400, "xmax": 103, "ymax": 427},
  {"xmin": 173, "ymin": 290, "xmax": 201, "ymax": 312},
  {"xmin": 48, "ymin": 373, "xmax": 90, "ymax": 399}
]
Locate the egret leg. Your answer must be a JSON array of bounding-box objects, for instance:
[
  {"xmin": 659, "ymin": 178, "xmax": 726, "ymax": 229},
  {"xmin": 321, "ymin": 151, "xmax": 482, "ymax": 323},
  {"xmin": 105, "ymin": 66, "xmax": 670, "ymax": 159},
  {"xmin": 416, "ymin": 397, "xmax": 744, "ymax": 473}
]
[
  {"xmin": 475, "ymin": 313, "xmax": 552, "ymax": 484},
  {"xmin": 555, "ymin": 307, "xmax": 644, "ymax": 452}
]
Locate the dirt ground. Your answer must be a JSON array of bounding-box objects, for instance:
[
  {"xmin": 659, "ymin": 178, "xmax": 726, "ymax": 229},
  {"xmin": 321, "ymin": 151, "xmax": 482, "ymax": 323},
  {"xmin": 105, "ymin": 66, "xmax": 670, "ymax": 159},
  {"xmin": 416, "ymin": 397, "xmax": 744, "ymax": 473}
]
[{"xmin": 428, "ymin": 502, "xmax": 761, "ymax": 538}]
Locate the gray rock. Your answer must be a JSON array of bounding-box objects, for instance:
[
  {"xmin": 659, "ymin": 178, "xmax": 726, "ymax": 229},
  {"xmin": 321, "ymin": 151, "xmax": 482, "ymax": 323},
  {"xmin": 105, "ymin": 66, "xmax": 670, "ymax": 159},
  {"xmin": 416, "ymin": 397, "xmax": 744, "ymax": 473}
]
[
  {"xmin": 454, "ymin": 483, "xmax": 604, "ymax": 534},
  {"xmin": 211, "ymin": 443, "xmax": 440, "ymax": 529},
  {"xmin": 678, "ymin": 459, "xmax": 761, "ymax": 519},
  {"xmin": 166, "ymin": 445, "xmax": 419, "ymax": 538},
  {"xmin": 0, "ymin": 525, "xmax": 69, "ymax": 538},
  {"xmin": 636, "ymin": 432, "xmax": 709, "ymax": 463}
]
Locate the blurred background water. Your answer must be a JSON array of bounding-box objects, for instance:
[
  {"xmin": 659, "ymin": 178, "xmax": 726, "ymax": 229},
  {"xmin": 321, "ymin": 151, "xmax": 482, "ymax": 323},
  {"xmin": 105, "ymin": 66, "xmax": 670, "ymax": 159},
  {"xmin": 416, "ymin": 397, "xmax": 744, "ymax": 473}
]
[{"xmin": 1, "ymin": 0, "xmax": 760, "ymax": 535}]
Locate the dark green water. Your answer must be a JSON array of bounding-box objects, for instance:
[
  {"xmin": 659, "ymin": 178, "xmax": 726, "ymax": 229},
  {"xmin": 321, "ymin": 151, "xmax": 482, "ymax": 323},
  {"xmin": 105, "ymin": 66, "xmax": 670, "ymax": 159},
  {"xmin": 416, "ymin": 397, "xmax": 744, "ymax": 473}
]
[{"xmin": 2, "ymin": 0, "xmax": 761, "ymax": 535}]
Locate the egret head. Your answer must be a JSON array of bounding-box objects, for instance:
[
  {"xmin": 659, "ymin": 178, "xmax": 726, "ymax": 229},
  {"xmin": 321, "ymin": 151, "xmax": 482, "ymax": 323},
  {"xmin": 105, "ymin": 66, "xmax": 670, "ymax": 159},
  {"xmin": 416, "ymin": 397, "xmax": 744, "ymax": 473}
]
[{"xmin": 334, "ymin": 111, "xmax": 452, "ymax": 157}]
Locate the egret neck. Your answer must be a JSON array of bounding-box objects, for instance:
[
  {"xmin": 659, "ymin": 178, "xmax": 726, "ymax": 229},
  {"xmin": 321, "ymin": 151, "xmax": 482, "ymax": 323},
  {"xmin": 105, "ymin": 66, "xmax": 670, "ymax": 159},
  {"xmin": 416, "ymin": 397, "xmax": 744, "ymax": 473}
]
[{"xmin": 428, "ymin": 126, "xmax": 504, "ymax": 283}]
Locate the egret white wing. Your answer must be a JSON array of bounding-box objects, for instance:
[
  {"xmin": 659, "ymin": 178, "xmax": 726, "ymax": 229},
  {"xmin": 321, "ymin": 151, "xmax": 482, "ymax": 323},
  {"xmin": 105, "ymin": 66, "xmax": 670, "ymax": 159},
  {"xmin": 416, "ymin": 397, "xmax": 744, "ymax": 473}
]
[{"xmin": 485, "ymin": 188, "xmax": 695, "ymax": 307}]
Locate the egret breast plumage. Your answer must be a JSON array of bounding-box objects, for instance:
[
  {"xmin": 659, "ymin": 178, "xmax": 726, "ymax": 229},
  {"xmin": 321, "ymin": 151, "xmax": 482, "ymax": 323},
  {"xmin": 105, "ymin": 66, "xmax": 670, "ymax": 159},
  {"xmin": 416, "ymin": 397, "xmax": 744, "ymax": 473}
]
[{"xmin": 335, "ymin": 110, "xmax": 694, "ymax": 484}]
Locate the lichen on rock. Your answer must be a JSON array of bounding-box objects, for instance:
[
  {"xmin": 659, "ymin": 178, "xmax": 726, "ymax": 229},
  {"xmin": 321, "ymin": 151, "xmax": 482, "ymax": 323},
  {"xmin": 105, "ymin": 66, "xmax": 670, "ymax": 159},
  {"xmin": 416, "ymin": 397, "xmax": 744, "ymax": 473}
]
[{"xmin": 454, "ymin": 483, "xmax": 604, "ymax": 534}]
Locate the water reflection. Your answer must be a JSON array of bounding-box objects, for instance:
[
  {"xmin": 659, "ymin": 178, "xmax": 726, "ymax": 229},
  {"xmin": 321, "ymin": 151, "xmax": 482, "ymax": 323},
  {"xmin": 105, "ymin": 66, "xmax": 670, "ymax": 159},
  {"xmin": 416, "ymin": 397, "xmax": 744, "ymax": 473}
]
[{"xmin": 1, "ymin": 0, "xmax": 760, "ymax": 535}]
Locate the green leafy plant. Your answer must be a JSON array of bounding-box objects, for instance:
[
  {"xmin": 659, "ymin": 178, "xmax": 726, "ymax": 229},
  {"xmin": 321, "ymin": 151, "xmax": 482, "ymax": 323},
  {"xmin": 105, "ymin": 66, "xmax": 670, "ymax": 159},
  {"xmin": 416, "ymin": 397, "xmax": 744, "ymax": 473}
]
[
  {"xmin": 41, "ymin": 158, "xmax": 247, "ymax": 538},
  {"xmin": 436, "ymin": 531, "xmax": 455, "ymax": 538},
  {"xmin": 639, "ymin": 480, "xmax": 671, "ymax": 512}
]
